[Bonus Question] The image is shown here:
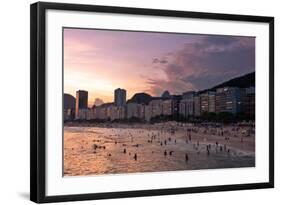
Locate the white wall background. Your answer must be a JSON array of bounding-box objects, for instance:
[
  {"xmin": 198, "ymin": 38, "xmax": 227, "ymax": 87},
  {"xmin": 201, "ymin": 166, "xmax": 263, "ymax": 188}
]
[{"xmin": 0, "ymin": 0, "xmax": 279, "ymax": 204}]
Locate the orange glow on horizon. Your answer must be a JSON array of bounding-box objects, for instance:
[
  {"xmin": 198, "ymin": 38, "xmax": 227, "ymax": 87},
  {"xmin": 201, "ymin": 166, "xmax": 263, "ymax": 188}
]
[{"xmin": 64, "ymin": 28, "xmax": 255, "ymax": 107}]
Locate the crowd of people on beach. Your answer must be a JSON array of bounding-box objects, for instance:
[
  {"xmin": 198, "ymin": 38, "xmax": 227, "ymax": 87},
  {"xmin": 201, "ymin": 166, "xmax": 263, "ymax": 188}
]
[
  {"xmin": 84, "ymin": 123, "xmax": 254, "ymax": 164},
  {"xmin": 64, "ymin": 122, "xmax": 255, "ymax": 175}
]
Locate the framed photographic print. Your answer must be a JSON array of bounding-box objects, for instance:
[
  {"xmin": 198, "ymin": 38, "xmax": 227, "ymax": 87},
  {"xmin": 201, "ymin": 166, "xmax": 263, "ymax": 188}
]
[{"xmin": 30, "ymin": 2, "xmax": 274, "ymax": 203}]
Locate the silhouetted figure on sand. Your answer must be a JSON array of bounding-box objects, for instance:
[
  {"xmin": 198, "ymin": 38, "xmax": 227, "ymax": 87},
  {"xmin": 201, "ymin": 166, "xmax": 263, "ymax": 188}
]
[{"xmin": 164, "ymin": 150, "xmax": 167, "ymax": 156}]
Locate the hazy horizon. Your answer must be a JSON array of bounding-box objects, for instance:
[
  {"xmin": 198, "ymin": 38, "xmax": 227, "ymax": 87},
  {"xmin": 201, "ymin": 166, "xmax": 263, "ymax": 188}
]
[{"xmin": 64, "ymin": 28, "xmax": 255, "ymax": 106}]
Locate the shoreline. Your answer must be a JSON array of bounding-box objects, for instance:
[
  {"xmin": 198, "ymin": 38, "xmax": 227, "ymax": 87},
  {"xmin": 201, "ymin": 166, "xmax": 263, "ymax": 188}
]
[
  {"xmin": 64, "ymin": 121, "xmax": 255, "ymax": 153},
  {"xmin": 64, "ymin": 121, "xmax": 255, "ymax": 176}
]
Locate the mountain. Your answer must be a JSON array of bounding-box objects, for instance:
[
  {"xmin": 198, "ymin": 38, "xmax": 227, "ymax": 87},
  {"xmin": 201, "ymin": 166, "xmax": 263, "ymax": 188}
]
[
  {"xmin": 126, "ymin": 72, "xmax": 255, "ymax": 103},
  {"xmin": 200, "ymin": 72, "xmax": 255, "ymax": 93},
  {"xmin": 161, "ymin": 90, "xmax": 171, "ymax": 98},
  {"xmin": 127, "ymin": 92, "xmax": 152, "ymax": 105}
]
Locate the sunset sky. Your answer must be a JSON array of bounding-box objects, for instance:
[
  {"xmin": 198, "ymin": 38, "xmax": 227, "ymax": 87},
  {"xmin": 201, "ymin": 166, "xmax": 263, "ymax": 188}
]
[{"xmin": 64, "ymin": 28, "xmax": 255, "ymax": 107}]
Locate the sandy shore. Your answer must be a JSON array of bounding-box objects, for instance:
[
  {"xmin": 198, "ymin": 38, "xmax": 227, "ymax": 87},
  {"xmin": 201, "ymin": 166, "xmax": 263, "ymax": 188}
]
[
  {"xmin": 64, "ymin": 121, "xmax": 255, "ymax": 176},
  {"xmin": 65, "ymin": 121, "xmax": 255, "ymax": 153}
]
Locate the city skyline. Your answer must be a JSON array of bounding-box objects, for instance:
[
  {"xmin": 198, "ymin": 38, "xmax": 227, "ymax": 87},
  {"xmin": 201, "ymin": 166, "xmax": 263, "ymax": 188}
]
[
  {"xmin": 65, "ymin": 70, "xmax": 255, "ymax": 109},
  {"xmin": 65, "ymin": 84, "xmax": 255, "ymax": 122},
  {"xmin": 64, "ymin": 28, "xmax": 255, "ymax": 106}
]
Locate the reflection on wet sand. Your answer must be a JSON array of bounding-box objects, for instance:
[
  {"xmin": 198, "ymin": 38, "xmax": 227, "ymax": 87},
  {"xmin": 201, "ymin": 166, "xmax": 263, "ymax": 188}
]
[{"xmin": 64, "ymin": 122, "xmax": 255, "ymax": 176}]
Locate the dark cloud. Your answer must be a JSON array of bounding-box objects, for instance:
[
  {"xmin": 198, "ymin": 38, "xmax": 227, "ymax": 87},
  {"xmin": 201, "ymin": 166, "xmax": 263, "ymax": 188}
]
[
  {"xmin": 204, "ymin": 36, "xmax": 239, "ymax": 46},
  {"xmin": 152, "ymin": 58, "xmax": 160, "ymax": 63},
  {"xmin": 152, "ymin": 57, "xmax": 168, "ymax": 64},
  {"xmin": 160, "ymin": 59, "xmax": 168, "ymax": 64},
  {"xmin": 147, "ymin": 35, "xmax": 255, "ymax": 96}
]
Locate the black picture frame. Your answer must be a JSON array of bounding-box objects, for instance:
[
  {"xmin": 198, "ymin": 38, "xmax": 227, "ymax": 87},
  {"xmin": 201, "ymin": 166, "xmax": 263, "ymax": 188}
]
[{"xmin": 30, "ymin": 1, "xmax": 274, "ymax": 203}]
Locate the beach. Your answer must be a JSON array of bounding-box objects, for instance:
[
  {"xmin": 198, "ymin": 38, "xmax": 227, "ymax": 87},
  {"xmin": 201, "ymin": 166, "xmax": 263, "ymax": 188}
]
[{"xmin": 64, "ymin": 122, "xmax": 255, "ymax": 176}]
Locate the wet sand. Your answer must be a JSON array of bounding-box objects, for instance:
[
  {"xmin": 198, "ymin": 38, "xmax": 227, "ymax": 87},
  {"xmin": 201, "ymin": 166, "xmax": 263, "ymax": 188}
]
[{"xmin": 64, "ymin": 122, "xmax": 255, "ymax": 176}]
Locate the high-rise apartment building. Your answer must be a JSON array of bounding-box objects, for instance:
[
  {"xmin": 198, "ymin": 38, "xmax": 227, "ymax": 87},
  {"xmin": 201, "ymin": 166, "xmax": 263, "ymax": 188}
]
[
  {"xmin": 75, "ymin": 90, "xmax": 88, "ymax": 119},
  {"xmin": 179, "ymin": 91, "xmax": 195, "ymax": 117},
  {"xmin": 241, "ymin": 87, "xmax": 255, "ymax": 118},
  {"xmin": 114, "ymin": 88, "xmax": 126, "ymax": 106},
  {"xmin": 194, "ymin": 93, "xmax": 201, "ymax": 117},
  {"xmin": 215, "ymin": 87, "xmax": 241, "ymax": 114}
]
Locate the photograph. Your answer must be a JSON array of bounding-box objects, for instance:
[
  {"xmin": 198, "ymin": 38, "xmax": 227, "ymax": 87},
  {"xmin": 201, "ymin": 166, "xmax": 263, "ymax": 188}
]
[
  {"xmin": 30, "ymin": 2, "xmax": 274, "ymax": 202},
  {"xmin": 63, "ymin": 28, "xmax": 256, "ymax": 176}
]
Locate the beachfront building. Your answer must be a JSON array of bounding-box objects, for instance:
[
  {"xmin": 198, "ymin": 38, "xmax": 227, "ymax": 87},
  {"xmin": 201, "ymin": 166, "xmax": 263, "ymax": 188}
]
[
  {"xmin": 114, "ymin": 88, "xmax": 126, "ymax": 106},
  {"xmin": 75, "ymin": 90, "xmax": 88, "ymax": 119},
  {"xmin": 179, "ymin": 100, "xmax": 186, "ymax": 117},
  {"xmin": 194, "ymin": 93, "xmax": 201, "ymax": 116},
  {"xmin": 179, "ymin": 91, "xmax": 195, "ymax": 118},
  {"xmin": 64, "ymin": 93, "xmax": 76, "ymax": 120},
  {"xmin": 92, "ymin": 103, "xmax": 126, "ymax": 121},
  {"xmin": 76, "ymin": 108, "xmax": 91, "ymax": 120},
  {"xmin": 200, "ymin": 92, "xmax": 209, "ymax": 113},
  {"xmin": 126, "ymin": 102, "xmax": 138, "ymax": 119},
  {"xmin": 126, "ymin": 102, "xmax": 144, "ymax": 119},
  {"xmin": 114, "ymin": 106, "xmax": 126, "ymax": 120},
  {"xmin": 241, "ymin": 87, "xmax": 255, "ymax": 118},
  {"xmin": 208, "ymin": 91, "xmax": 216, "ymax": 113},
  {"xmin": 86, "ymin": 109, "xmax": 95, "ymax": 120},
  {"xmin": 162, "ymin": 99, "xmax": 173, "ymax": 116},
  {"xmin": 64, "ymin": 108, "xmax": 75, "ymax": 121},
  {"xmin": 170, "ymin": 95, "xmax": 181, "ymax": 119},
  {"xmin": 200, "ymin": 91, "xmax": 216, "ymax": 114},
  {"xmin": 92, "ymin": 103, "xmax": 113, "ymax": 120},
  {"xmin": 215, "ymin": 87, "xmax": 241, "ymax": 114},
  {"xmin": 149, "ymin": 99, "xmax": 163, "ymax": 118},
  {"xmin": 144, "ymin": 105, "xmax": 151, "ymax": 122}
]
